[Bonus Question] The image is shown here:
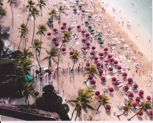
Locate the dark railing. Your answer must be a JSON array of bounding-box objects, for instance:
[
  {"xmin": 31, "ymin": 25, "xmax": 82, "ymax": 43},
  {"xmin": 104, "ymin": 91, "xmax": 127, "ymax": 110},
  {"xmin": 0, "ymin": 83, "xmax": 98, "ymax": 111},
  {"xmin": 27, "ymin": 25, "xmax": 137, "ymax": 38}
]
[{"xmin": 0, "ymin": 106, "xmax": 58, "ymax": 121}]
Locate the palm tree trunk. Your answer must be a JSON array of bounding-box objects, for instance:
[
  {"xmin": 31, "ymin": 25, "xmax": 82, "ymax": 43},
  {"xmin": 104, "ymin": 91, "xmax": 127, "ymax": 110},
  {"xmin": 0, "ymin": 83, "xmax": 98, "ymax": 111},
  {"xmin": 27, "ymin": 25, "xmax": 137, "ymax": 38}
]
[
  {"xmin": 11, "ymin": 6, "xmax": 14, "ymax": 42},
  {"xmin": 72, "ymin": 62, "xmax": 75, "ymax": 71},
  {"xmin": 71, "ymin": 108, "xmax": 76, "ymax": 120},
  {"xmin": 31, "ymin": 19, "xmax": 36, "ymax": 44},
  {"xmin": 117, "ymin": 110, "xmax": 126, "ymax": 118},
  {"xmin": 57, "ymin": 43, "xmax": 63, "ymax": 75},
  {"xmin": 75, "ymin": 110, "xmax": 79, "ymax": 121},
  {"xmin": 97, "ymin": 103, "xmax": 102, "ymax": 111},
  {"xmin": 18, "ymin": 37, "xmax": 22, "ymax": 49},
  {"xmin": 26, "ymin": 14, "xmax": 30, "ymax": 26},
  {"xmin": 127, "ymin": 111, "xmax": 139, "ymax": 121},
  {"xmin": 35, "ymin": 49, "xmax": 41, "ymax": 75}
]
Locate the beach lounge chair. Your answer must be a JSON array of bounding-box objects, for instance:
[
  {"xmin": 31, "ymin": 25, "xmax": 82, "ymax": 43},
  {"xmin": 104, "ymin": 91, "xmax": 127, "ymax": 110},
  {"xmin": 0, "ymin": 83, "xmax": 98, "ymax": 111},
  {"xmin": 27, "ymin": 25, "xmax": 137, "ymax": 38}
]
[
  {"xmin": 117, "ymin": 103, "xmax": 122, "ymax": 110},
  {"xmin": 117, "ymin": 83, "xmax": 123, "ymax": 88}
]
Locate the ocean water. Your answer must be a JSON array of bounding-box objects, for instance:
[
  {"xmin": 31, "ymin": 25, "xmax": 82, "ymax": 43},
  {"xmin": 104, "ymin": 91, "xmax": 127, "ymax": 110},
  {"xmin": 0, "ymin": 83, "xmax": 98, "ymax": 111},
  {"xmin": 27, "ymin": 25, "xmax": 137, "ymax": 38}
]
[{"xmin": 99, "ymin": 0, "xmax": 152, "ymax": 42}]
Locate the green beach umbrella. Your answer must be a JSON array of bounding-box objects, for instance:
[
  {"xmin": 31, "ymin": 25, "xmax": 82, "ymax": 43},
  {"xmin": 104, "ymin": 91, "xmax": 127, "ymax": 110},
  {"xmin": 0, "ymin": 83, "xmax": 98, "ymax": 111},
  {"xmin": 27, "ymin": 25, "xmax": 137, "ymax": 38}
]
[
  {"xmin": 24, "ymin": 74, "xmax": 33, "ymax": 81},
  {"xmin": 99, "ymin": 40, "xmax": 104, "ymax": 44},
  {"xmin": 98, "ymin": 37, "xmax": 102, "ymax": 40},
  {"xmin": 88, "ymin": 15, "xmax": 92, "ymax": 18},
  {"xmin": 48, "ymin": 18, "xmax": 53, "ymax": 22},
  {"xmin": 73, "ymin": 8, "xmax": 77, "ymax": 12},
  {"xmin": 97, "ymin": 30, "xmax": 101, "ymax": 34},
  {"xmin": 91, "ymin": 29, "xmax": 94, "ymax": 32},
  {"xmin": 88, "ymin": 25, "xmax": 92, "ymax": 29},
  {"xmin": 82, "ymin": 10, "xmax": 85, "ymax": 13}
]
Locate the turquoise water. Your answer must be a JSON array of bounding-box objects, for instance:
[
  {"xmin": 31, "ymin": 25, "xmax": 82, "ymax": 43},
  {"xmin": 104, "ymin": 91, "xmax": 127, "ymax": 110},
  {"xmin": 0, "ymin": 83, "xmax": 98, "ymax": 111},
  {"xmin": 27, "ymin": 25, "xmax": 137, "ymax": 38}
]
[{"xmin": 100, "ymin": 0, "xmax": 152, "ymax": 41}]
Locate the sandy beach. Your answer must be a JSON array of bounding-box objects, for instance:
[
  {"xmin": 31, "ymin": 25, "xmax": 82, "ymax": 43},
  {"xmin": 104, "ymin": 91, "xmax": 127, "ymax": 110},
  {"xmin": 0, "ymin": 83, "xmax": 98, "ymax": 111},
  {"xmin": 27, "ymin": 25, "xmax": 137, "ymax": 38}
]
[{"xmin": 1, "ymin": 0, "xmax": 153, "ymax": 121}]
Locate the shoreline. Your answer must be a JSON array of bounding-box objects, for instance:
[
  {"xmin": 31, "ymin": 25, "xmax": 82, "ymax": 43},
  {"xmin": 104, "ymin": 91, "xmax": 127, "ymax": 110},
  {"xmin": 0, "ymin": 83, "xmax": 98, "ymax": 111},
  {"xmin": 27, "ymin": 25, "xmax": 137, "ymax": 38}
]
[{"xmin": 98, "ymin": 0, "xmax": 152, "ymax": 62}]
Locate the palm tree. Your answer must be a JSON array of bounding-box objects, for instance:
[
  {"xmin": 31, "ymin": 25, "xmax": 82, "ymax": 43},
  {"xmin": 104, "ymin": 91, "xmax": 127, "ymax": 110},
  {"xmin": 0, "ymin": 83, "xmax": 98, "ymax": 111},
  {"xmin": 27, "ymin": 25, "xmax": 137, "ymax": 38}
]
[
  {"xmin": 19, "ymin": 48, "xmax": 34, "ymax": 59},
  {"xmin": 58, "ymin": 5, "xmax": 64, "ymax": 24},
  {"xmin": 117, "ymin": 100, "xmax": 133, "ymax": 118},
  {"xmin": 42, "ymin": 47, "xmax": 59, "ymax": 67},
  {"xmin": 63, "ymin": 31, "xmax": 71, "ymax": 40},
  {"xmin": 37, "ymin": 0, "xmax": 46, "ymax": 19},
  {"xmin": 36, "ymin": 24, "xmax": 47, "ymax": 41},
  {"xmin": 7, "ymin": 0, "xmax": 15, "ymax": 41},
  {"xmin": 96, "ymin": 94, "xmax": 109, "ymax": 111},
  {"xmin": 67, "ymin": 87, "xmax": 95, "ymax": 120},
  {"xmin": 48, "ymin": 8, "xmax": 56, "ymax": 28},
  {"xmin": 18, "ymin": 23, "xmax": 29, "ymax": 49},
  {"xmin": 21, "ymin": 82, "xmax": 37, "ymax": 106},
  {"xmin": 33, "ymin": 39, "xmax": 42, "ymax": 74},
  {"xmin": 70, "ymin": 50, "xmax": 80, "ymax": 71},
  {"xmin": 128, "ymin": 100, "xmax": 152, "ymax": 121},
  {"xmin": 26, "ymin": 0, "xmax": 35, "ymax": 25},
  {"xmin": 29, "ymin": 6, "xmax": 39, "ymax": 44}
]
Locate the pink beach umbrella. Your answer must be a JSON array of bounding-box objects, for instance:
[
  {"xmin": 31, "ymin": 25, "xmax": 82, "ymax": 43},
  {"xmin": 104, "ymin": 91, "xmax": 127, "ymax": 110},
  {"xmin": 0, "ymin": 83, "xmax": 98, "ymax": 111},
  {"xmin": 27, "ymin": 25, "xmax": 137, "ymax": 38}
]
[
  {"xmin": 101, "ymin": 76, "xmax": 106, "ymax": 82},
  {"xmin": 86, "ymin": 62, "xmax": 90, "ymax": 67},
  {"xmin": 77, "ymin": 25, "xmax": 81, "ymax": 29},
  {"xmin": 135, "ymin": 96, "xmax": 140, "ymax": 102},
  {"xmin": 86, "ymin": 42, "xmax": 90, "ymax": 46},
  {"xmin": 104, "ymin": 59, "xmax": 109, "ymax": 63},
  {"xmin": 61, "ymin": 26, "xmax": 65, "ymax": 30},
  {"xmin": 88, "ymin": 75, "xmax": 93, "ymax": 80},
  {"xmin": 146, "ymin": 96, "xmax": 151, "ymax": 101},
  {"xmin": 132, "ymin": 102, "xmax": 137, "ymax": 108},
  {"xmin": 109, "ymin": 58, "xmax": 114, "ymax": 63},
  {"xmin": 53, "ymin": 28, "xmax": 58, "ymax": 32},
  {"xmin": 52, "ymin": 37, "xmax": 57, "ymax": 42},
  {"xmin": 90, "ymin": 51, "xmax": 95, "ymax": 55},
  {"xmin": 98, "ymin": 69, "xmax": 103, "ymax": 75},
  {"xmin": 62, "ymin": 39, "xmax": 67, "ymax": 43},
  {"xmin": 81, "ymin": 30, "xmax": 86, "ymax": 34},
  {"xmin": 69, "ymin": 51, "xmax": 74, "ymax": 55},
  {"xmin": 128, "ymin": 78, "xmax": 133, "ymax": 84},
  {"xmin": 97, "ymin": 62, "xmax": 101, "ymax": 67},
  {"xmin": 109, "ymin": 67, "xmax": 113, "ymax": 71},
  {"xmin": 94, "ymin": 56, "xmax": 98, "ymax": 61},
  {"xmin": 92, "ymin": 46, "xmax": 96, "ymax": 50},
  {"xmin": 109, "ymin": 87, "xmax": 114, "ymax": 92},
  {"xmin": 105, "ymin": 105, "xmax": 111, "ymax": 111},
  {"xmin": 139, "ymin": 90, "xmax": 144, "ymax": 97},
  {"xmin": 68, "ymin": 27, "xmax": 72, "ymax": 31},
  {"xmin": 55, "ymin": 42, "xmax": 59, "ymax": 47},
  {"xmin": 86, "ymin": 33, "xmax": 90, "ymax": 38},
  {"xmin": 82, "ymin": 46, "xmax": 86, "ymax": 51},
  {"xmin": 117, "ymin": 65, "xmax": 122, "ymax": 70},
  {"xmin": 95, "ymin": 91, "xmax": 100, "ymax": 96},
  {"xmin": 82, "ymin": 39, "xmax": 86, "ymax": 43},
  {"xmin": 128, "ymin": 92, "xmax": 134, "ymax": 98},
  {"xmin": 112, "ymin": 77, "xmax": 117, "ymax": 81}
]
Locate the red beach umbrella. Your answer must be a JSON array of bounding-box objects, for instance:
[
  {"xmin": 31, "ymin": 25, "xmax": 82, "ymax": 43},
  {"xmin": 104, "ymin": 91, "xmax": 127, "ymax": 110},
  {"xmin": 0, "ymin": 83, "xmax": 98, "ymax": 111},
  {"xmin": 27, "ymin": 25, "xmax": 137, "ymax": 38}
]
[
  {"xmin": 105, "ymin": 60, "xmax": 109, "ymax": 63},
  {"xmin": 95, "ymin": 91, "xmax": 100, "ymax": 96},
  {"xmin": 149, "ymin": 110, "xmax": 153, "ymax": 116},
  {"xmin": 62, "ymin": 39, "xmax": 67, "ymax": 43},
  {"xmin": 86, "ymin": 62, "xmax": 90, "ymax": 67},
  {"xmin": 82, "ymin": 46, "xmax": 86, "ymax": 50},
  {"xmin": 98, "ymin": 95, "xmax": 102, "ymax": 99},
  {"xmin": 117, "ymin": 65, "xmax": 122, "ymax": 70},
  {"xmin": 97, "ymin": 62, "xmax": 101, "ymax": 66},
  {"xmin": 86, "ymin": 33, "xmax": 90, "ymax": 38},
  {"xmin": 92, "ymin": 46, "xmax": 96, "ymax": 50},
  {"xmin": 104, "ymin": 47, "xmax": 108, "ymax": 52},
  {"xmin": 109, "ymin": 58, "xmax": 114, "ymax": 62},
  {"xmin": 105, "ymin": 105, "xmax": 111, "ymax": 111},
  {"xmin": 114, "ymin": 60, "xmax": 118, "ymax": 65},
  {"xmin": 108, "ymin": 54, "xmax": 112, "ymax": 58},
  {"xmin": 94, "ymin": 56, "xmax": 98, "ymax": 60},
  {"xmin": 135, "ymin": 96, "xmax": 140, "ymax": 102},
  {"xmin": 55, "ymin": 42, "xmax": 59, "ymax": 46},
  {"xmin": 122, "ymin": 72, "xmax": 127, "ymax": 77},
  {"xmin": 109, "ymin": 67, "xmax": 113, "ymax": 71},
  {"xmin": 86, "ymin": 42, "xmax": 90, "ymax": 46},
  {"xmin": 98, "ymin": 69, "xmax": 103, "ymax": 74},
  {"xmin": 132, "ymin": 102, "xmax": 137, "ymax": 107},
  {"xmin": 101, "ymin": 76, "xmax": 106, "ymax": 81},
  {"xmin": 82, "ymin": 38, "xmax": 86, "ymax": 42},
  {"xmin": 112, "ymin": 77, "xmax": 117, "ymax": 81},
  {"xmin": 63, "ymin": 22, "xmax": 67, "ymax": 26},
  {"xmin": 53, "ymin": 28, "xmax": 57, "ymax": 32},
  {"xmin": 146, "ymin": 96, "xmax": 151, "ymax": 101},
  {"xmin": 90, "ymin": 51, "xmax": 94, "ymax": 55},
  {"xmin": 72, "ymin": 55, "xmax": 77, "ymax": 59},
  {"xmin": 99, "ymin": 52, "xmax": 104, "ymax": 56},
  {"xmin": 128, "ymin": 92, "xmax": 134, "ymax": 98},
  {"xmin": 81, "ymin": 30, "xmax": 86, "ymax": 34},
  {"xmin": 113, "ymin": 81, "xmax": 119, "ymax": 86},
  {"xmin": 61, "ymin": 47, "xmax": 66, "ymax": 51},
  {"xmin": 124, "ymin": 85, "xmax": 129, "ymax": 90},
  {"xmin": 128, "ymin": 78, "xmax": 133, "ymax": 84},
  {"xmin": 52, "ymin": 37, "xmax": 57, "ymax": 41},
  {"xmin": 68, "ymin": 27, "xmax": 72, "ymax": 31},
  {"xmin": 139, "ymin": 90, "xmax": 144, "ymax": 96},
  {"xmin": 109, "ymin": 87, "xmax": 114, "ymax": 92},
  {"xmin": 61, "ymin": 26, "xmax": 65, "ymax": 30},
  {"xmin": 77, "ymin": 25, "xmax": 81, "ymax": 29},
  {"xmin": 138, "ymin": 110, "xmax": 143, "ymax": 116},
  {"xmin": 47, "ymin": 32, "xmax": 51, "ymax": 36},
  {"xmin": 91, "ymin": 79, "xmax": 96, "ymax": 84},
  {"xmin": 88, "ymin": 75, "xmax": 93, "ymax": 80},
  {"xmin": 69, "ymin": 51, "xmax": 74, "ymax": 55}
]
